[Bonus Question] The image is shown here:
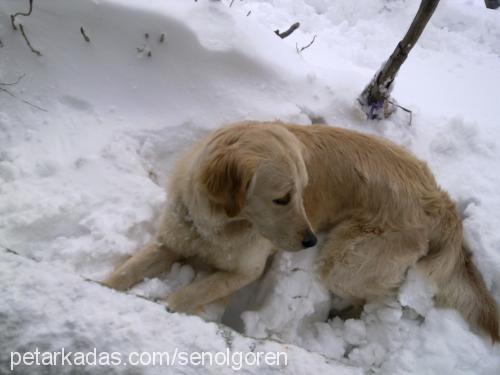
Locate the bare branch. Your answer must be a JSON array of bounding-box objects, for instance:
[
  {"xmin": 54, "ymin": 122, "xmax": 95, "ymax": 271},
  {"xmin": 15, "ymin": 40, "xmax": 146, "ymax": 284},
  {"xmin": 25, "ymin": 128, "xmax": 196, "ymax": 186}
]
[
  {"xmin": 0, "ymin": 74, "xmax": 47, "ymax": 112},
  {"xmin": 296, "ymin": 35, "xmax": 316, "ymax": 53},
  {"xmin": 19, "ymin": 24, "xmax": 42, "ymax": 56},
  {"xmin": 230, "ymin": 0, "xmax": 235, "ymax": 7},
  {"xmin": 246, "ymin": 10, "xmax": 251, "ymax": 17},
  {"xmin": 0, "ymin": 74, "xmax": 26, "ymax": 86},
  {"xmin": 10, "ymin": 0, "xmax": 34, "ymax": 30},
  {"xmin": 80, "ymin": 27, "xmax": 90, "ymax": 43},
  {"xmin": 274, "ymin": 22, "xmax": 300, "ymax": 39},
  {"xmin": 0, "ymin": 86, "xmax": 47, "ymax": 112},
  {"xmin": 388, "ymin": 99, "xmax": 413, "ymax": 126},
  {"xmin": 0, "ymin": 242, "xmax": 19, "ymax": 256}
]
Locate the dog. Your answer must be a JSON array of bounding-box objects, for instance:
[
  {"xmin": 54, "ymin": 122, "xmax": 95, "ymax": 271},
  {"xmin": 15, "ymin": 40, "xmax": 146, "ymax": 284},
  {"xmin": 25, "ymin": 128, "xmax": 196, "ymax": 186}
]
[{"xmin": 104, "ymin": 121, "xmax": 499, "ymax": 341}]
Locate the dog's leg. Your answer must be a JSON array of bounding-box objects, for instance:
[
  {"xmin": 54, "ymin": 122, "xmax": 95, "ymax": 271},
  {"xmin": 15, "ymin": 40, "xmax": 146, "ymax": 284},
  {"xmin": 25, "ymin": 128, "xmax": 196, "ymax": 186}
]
[
  {"xmin": 103, "ymin": 242, "xmax": 179, "ymax": 291},
  {"xmin": 318, "ymin": 219, "xmax": 428, "ymax": 302},
  {"xmin": 166, "ymin": 271, "xmax": 258, "ymax": 313}
]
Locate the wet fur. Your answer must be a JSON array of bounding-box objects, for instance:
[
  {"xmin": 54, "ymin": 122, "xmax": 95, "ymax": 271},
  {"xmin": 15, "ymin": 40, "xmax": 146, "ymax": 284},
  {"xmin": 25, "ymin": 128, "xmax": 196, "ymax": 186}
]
[{"xmin": 104, "ymin": 121, "xmax": 499, "ymax": 341}]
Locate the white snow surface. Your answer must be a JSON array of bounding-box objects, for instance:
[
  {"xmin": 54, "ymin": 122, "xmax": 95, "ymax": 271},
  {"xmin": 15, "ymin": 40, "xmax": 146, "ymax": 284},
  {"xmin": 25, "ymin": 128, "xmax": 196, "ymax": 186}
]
[{"xmin": 1, "ymin": 0, "xmax": 500, "ymax": 374}]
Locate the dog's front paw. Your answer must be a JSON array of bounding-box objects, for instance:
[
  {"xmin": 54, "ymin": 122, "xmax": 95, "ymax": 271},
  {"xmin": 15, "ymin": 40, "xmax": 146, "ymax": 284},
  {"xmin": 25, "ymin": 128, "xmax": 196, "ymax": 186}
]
[
  {"xmin": 165, "ymin": 295, "xmax": 224, "ymax": 321},
  {"xmin": 166, "ymin": 291, "xmax": 197, "ymax": 313},
  {"xmin": 101, "ymin": 275, "xmax": 130, "ymax": 291}
]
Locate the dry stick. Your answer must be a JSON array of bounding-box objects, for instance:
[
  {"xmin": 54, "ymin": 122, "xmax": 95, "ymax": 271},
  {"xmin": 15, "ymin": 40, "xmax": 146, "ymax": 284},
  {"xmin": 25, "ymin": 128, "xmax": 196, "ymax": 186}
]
[
  {"xmin": 388, "ymin": 100, "xmax": 413, "ymax": 126},
  {"xmin": 296, "ymin": 35, "xmax": 316, "ymax": 53},
  {"xmin": 0, "ymin": 242, "xmax": 21, "ymax": 257},
  {"xmin": 80, "ymin": 27, "xmax": 90, "ymax": 42},
  {"xmin": 246, "ymin": 10, "xmax": 251, "ymax": 16},
  {"xmin": 0, "ymin": 74, "xmax": 47, "ymax": 112},
  {"xmin": 10, "ymin": 0, "xmax": 34, "ymax": 30},
  {"xmin": 0, "ymin": 86, "xmax": 47, "ymax": 112},
  {"xmin": 274, "ymin": 22, "xmax": 300, "ymax": 39},
  {"xmin": 10, "ymin": 0, "xmax": 41, "ymax": 56},
  {"xmin": 230, "ymin": 0, "xmax": 235, "ymax": 7},
  {"xmin": 358, "ymin": 0, "xmax": 440, "ymax": 120},
  {"xmin": 0, "ymin": 74, "xmax": 26, "ymax": 86},
  {"xmin": 19, "ymin": 24, "xmax": 41, "ymax": 56}
]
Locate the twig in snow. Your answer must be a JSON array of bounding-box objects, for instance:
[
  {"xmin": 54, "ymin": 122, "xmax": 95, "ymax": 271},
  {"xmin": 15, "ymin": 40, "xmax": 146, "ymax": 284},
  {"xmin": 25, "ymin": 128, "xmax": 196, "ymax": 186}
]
[
  {"xmin": 0, "ymin": 86, "xmax": 47, "ymax": 112},
  {"xmin": 10, "ymin": 0, "xmax": 34, "ymax": 30},
  {"xmin": 19, "ymin": 24, "xmax": 42, "ymax": 56},
  {"xmin": 0, "ymin": 74, "xmax": 47, "ymax": 112},
  {"xmin": 230, "ymin": 0, "xmax": 236, "ymax": 7},
  {"xmin": 0, "ymin": 242, "xmax": 19, "ymax": 256},
  {"xmin": 296, "ymin": 35, "xmax": 316, "ymax": 53},
  {"xmin": 274, "ymin": 22, "xmax": 300, "ymax": 39},
  {"xmin": 0, "ymin": 74, "xmax": 26, "ymax": 86},
  {"xmin": 10, "ymin": 0, "xmax": 42, "ymax": 56},
  {"xmin": 388, "ymin": 99, "xmax": 413, "ymax": 126},
  {"xmin": 80, "ymin": 27, "xmax": 90, "ymax": 42},
  {"xmin": 246, "ymin": 10, "xmax": 252, "ymax": 16}
]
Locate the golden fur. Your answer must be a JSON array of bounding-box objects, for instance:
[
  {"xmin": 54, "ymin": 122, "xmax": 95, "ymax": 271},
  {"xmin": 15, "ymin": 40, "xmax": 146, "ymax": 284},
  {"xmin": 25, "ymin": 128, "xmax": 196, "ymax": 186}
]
[{"xmin": 104, "ymin": 121, "xmax": 499, "ymax": 341}]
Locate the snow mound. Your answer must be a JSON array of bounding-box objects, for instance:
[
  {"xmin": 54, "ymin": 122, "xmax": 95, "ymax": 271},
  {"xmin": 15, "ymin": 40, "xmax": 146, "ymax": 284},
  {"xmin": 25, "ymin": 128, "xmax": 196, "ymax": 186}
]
[{"xmin": 0, "ymin": 251, "xmax": 361, "ymax": 374}]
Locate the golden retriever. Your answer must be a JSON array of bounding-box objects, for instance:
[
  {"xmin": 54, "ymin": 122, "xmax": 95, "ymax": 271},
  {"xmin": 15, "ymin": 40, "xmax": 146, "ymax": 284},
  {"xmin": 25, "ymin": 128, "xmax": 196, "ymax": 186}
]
[{"xmin": 104, "ymin": 121, "xmax": 499, "ymax": 341}]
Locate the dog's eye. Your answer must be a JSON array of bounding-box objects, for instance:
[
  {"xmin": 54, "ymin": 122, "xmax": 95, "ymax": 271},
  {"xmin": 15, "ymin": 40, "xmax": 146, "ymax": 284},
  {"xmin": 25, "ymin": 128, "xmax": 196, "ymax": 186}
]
[{"xmin": 273, "ymin": 192, "xmax": 291, "ymax": 206}]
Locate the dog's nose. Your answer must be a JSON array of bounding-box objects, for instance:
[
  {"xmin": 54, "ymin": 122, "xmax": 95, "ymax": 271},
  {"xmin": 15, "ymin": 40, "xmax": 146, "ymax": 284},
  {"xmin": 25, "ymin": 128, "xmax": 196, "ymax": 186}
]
[{"xmin": 301, "ymin": 230, "xmax": 317, "ymax": 249}]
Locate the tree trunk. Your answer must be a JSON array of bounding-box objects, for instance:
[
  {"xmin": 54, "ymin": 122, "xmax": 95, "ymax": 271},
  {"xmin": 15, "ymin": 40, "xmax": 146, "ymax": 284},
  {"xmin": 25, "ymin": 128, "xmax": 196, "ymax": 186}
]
[
  {"xmin": 485, "ymin": 0, "xmax": 500, "ymax": 9},
  {"xmin": 358, "ymin": 0, "xmax": 440, "ymax": 120}
]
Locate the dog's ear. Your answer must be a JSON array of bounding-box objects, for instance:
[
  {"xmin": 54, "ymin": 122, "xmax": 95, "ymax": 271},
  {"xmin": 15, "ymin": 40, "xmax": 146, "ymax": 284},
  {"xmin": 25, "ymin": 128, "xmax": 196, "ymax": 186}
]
[{"xmin": 200, "ymin": 149, "xmax": 253, "ymax": 217}]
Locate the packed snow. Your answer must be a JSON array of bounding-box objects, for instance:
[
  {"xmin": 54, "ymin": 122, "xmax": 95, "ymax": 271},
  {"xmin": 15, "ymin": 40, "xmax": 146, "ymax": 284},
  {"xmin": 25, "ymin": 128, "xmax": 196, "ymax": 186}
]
[{"xmin": 1, "ymin": 0, "xmax": 500, "ymax": 374}]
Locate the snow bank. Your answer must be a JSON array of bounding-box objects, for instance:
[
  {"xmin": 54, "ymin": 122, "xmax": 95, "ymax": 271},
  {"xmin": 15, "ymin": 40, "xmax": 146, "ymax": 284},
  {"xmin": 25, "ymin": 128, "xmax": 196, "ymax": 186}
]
[
  {"xmin": 1, "ymin": 0, "xmax": 500, "ymax": 374},
  {"xmin": 1, "ymin": 251, "xmax": 361, "ymax": 374}
]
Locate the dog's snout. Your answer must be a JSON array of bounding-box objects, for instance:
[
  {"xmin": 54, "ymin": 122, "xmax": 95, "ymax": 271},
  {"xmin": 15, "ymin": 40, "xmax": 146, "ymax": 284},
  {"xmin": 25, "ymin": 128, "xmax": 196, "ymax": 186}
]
[{"xmin": 301, "ymin": 230, "xmax": 317, "ymax": 249}]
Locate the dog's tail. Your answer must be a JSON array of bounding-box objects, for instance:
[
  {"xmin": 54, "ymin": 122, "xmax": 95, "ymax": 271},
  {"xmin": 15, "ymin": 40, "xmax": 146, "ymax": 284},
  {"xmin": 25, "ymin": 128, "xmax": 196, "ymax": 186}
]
[{"xmin": 418, "ymin": 196, "xmax": 499, "ymax": 342}]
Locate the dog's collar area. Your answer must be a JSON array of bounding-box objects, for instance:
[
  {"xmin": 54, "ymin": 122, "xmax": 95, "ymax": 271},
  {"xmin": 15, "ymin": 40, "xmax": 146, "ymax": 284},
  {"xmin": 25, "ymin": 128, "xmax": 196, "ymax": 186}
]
[
  {"xmin": 171, "ymin": 199, "xmax": 252, "ymax": 239},
  {"xmin": 172, "ymin": 199, "xmax": 194, "ymax": 224},
  {"xmin": 171, "ymin": 199, "xmax": 223, "ymax": 238}
]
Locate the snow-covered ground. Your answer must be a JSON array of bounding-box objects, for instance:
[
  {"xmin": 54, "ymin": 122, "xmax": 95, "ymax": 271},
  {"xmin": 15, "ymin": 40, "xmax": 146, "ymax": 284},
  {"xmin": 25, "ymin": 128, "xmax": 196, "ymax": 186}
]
[{"xmin": 1, "ymin": 0, "xmax": 500, "ymax": 373}]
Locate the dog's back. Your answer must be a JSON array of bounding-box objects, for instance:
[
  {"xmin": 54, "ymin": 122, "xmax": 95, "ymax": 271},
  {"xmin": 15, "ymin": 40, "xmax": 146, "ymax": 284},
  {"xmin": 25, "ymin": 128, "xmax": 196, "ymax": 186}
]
[{"xmin": 284, "ymin": 123, "xmax": 499, "ymax": 341}]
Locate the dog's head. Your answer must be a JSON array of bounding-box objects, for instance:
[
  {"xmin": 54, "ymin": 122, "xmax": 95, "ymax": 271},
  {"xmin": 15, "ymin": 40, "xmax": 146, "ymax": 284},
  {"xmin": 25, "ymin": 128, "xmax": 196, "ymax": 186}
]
[{"xmin": 199, "ymin": 122, "xmax": 317, "ymax": 251}]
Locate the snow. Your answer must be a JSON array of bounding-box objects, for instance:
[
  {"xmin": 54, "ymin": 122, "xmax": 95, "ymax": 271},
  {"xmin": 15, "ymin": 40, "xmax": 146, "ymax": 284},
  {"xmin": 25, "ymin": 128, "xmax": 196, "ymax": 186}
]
[{"xmin": 1, "ymin": 0, "xmax": 500, "ymax": 373}]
